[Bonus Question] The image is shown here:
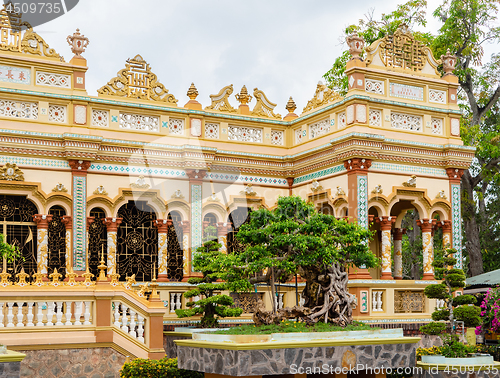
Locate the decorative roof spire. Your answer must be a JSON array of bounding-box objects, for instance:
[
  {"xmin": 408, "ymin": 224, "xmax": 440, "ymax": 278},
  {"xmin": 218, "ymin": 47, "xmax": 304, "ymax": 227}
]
[
  {"xmin": 284, "ymin": 96, "xmax": 298, "ymax": 121},
  {"xmin": 187, "ymin": 83, "xmax": 199, "ymax": 100},
  {"xmin": 235, "ymin": 85, "xmax": 252, "ymax": 105},
  {"xmin": 346, "ymin": 32, "xmax": 365, "ymax": 60},
  {"xmin": 66, "ymin": 28, "xmax": 89, "ymax": 58},
  {"xmin": 441, "ymin": 49, "xmax": 457, "ymax": 75}
]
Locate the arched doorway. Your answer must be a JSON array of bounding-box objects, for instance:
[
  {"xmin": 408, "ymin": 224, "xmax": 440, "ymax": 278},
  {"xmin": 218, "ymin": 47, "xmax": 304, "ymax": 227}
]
[
  {"xmin": 227, "ymin": 207, "xmax": 251, "ymax": 254},
  {"xmin": 167, "ymin": 211, "xmax": 184, "ymax": 281},
  {"xmin": 0, "ymin": 195, "xmax": 38, "ymax": 276},
  {"xmin": 203, "ymin": 212, "xmax": 218, "ymax": 241},
  {"xmin": 88, "ymin": 207, "xmax": 107, "ymax": 277},
  {"xmin": 48, "ymin": 205, "xmax": 66, "ymax": 273},
  {"xmin": 116, "ymin": 201, "xmax": 158, "ymax": 281}
]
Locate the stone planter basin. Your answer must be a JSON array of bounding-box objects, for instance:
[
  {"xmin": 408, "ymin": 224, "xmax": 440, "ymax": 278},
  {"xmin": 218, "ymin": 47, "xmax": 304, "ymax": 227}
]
[
  {"xmin": 192, "ymin": 327, "xmax": 403, "ymax": 344},
  {"xmin": 421, "ymin": 354, "xmax": 494, "ymax": 365}
]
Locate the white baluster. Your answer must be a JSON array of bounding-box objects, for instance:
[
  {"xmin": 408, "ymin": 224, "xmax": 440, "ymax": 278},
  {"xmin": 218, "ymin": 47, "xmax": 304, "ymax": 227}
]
[
  {"xmin": 74, "ymin": 302, "xmax": 83, "ymax": 326},
  {"xmin": 371, "ymin": 291, "xmax": 377, "ymax": 312},
  {"xmin": 376, "ymin": 292, "xmax": 383, "ymax": 311},
  {"xmin": 26, "ymin": 302, "xmax": 34, "ymax": 327},
  {"xmin": 137, "ymin": 315, "xmax": 144, "ymax": 343},
  {"xmin": 121, "ymin": 304, "xmax": 129, "ymax": 333},
  {"xmin": 64, "ymin": 301, "xmax": 73, "ymax": 325},
  {"xmin": 55, "ymin": 301, "xmax": 64, "ymax": 326},
  {"xmin": 129, "ymin": 310, "xmax": 137, "ymax": 338},
  {"xmin": 0, "ymin": 302, "xmax": 4, "ymax": 327},
  {"xmin": 46, "ymin": 302, "xmax": 54, "ymax": 326},
  {"xmin": 36, "ymin": 302, "xmax": 44, "ymax": 327},
  {"xmin": 83, "ymin": 301, "xmax": 91, "ymax": 325},
  {"xmin": 6, "ymin": 302, "xmax": 14, "ymax": 327},
  {"xmin": 113, "ymin": 301, "xmax": 121, "ymax": 328},
  {"xmin": 170, "ymin": 293, "xmax": 175, "ymax": 312},
  {"xmin": 16, "ymin": 302, "xmax": 24, "ymax": 327},
  {"xmin": 176, "ymin": 294, "xmax": 182, "ymax": 310}
]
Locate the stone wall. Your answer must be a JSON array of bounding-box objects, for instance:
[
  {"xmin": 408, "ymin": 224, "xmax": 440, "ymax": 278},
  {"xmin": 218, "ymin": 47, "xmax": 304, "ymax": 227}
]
[
  {"xmin": 178, "ymin": 343, "xmax": 417, "ymax": 376},
  {"xmin": 18, "ymin": 348, "xmax": 126, "ymax": 378},
  {"xmin": 0, "ymin": 361, "xmax": 21, "ymax": 378},
  {"xmin": 416, "ymin": 369, "xmax": 497, "ymax": 378},
  {"xmin": 164, "ymin": 334, "xmax": 191, "ymax": 358}
]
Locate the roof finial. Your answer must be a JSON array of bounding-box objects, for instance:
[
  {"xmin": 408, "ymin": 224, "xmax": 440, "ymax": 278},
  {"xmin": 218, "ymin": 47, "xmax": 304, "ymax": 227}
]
[
  {"xmin": 187, "ymin": 83, "xmax": 199, "ymax": 100},
  {"xmin": 284, "ymin": 96, "xmax": 298, "ymax": 121},
  {"xmin": 66, "ymin": 28, "xmax": 89, "ymax": 58}
]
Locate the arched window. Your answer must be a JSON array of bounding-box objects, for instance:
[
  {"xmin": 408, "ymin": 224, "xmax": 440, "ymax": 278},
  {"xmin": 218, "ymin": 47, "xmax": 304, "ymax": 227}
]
[
  {"xmin": 203, "ymin": 213, "xmax": 218, "ymax": 241},
  {"xmin": 48, "ymin": 205, "xmax": 66, "ymax": 273},
  {"xmin": 227, "ymin": 207, "xmax": 251, "ymax": 254},
  {"xmin": 88, "ymin": 208, "xmax": 107, "ymax": 277},
  {"xmin": 319, "ymin": 203, "xmax": 334, "ymax": 216},
  {"xmin": 0, "ymin": 195, "xmax": 37, "ymax": 276},
  {"xmin": 167, "ymin": 211, "xmax": 183, "ymax": 282},
  {"xmin": 117, "ymin": 201, "xmax": 157, "ymax": 282}
]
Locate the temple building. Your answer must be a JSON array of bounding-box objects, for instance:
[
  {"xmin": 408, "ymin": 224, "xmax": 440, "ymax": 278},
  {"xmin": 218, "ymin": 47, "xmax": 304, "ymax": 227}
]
[{"xmin": 0, "ymin": 4, "xmax": 474, "ymax": 328}]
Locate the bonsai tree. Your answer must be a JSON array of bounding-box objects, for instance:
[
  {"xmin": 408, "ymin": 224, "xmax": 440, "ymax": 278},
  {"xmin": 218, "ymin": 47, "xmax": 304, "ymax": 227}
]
[
  {"xmin": 424, "ymin": 248, "xmax": 481, "ymax": 332},
  {"xmin": 175, "ymin": 232, "xmax": 243, "ymax": 328},
  {"xmin": 222, "ymin": 196, "xmax": 377, "ymax": 325}
]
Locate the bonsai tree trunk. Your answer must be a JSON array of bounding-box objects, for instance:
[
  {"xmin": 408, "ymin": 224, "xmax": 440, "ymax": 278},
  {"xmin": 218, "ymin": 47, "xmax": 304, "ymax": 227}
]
[{"xmin": 301, "ymin": 263, "xmax": 355, "ymax": 325}]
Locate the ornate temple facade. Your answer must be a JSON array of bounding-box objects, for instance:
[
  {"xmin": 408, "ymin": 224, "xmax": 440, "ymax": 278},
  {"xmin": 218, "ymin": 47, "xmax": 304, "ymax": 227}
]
[{"xmin": 0, "ymin": 5, "xmax": 474, "ymax": 324}]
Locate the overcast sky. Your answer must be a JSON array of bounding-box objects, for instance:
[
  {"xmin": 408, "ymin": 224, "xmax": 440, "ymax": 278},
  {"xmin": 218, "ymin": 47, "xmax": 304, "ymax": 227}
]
[{"xmin": 35, "ymin": 0, "xmax": 496, "ymax": 114}]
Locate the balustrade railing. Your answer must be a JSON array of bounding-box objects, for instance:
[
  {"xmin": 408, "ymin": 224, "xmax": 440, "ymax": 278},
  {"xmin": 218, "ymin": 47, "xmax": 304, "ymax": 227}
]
[
  {"xmin": 112, "ymin": 300, "xmax": 146, "ymax": 343},
  {"xmin": 371, "ymin": 290, "xmax": 384, "ymax": 312}
]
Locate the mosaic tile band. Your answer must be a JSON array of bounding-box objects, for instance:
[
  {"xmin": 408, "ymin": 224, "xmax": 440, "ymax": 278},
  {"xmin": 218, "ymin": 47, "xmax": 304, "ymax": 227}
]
[
  {"xmin": 451, "ymin": 183, "xmax": 462, "ymax": 269},
  {"xmin": 357, "ymin": 175, "xmax": 368, "ymax": 229},
  {"xmin": 190, "ymin": 184, "xmax": 202, "ymax": 270},
  {"xmin": 73, "ymin": 176, "xmax": 87, "ymax": 270}
]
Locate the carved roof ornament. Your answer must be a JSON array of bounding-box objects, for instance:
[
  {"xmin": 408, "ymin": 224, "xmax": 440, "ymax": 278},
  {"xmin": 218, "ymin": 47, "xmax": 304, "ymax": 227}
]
[
  {"xmin": 0, "ymin": 163, "xmax": 24, "ymax": 181},
  {"xmin": 251, "ymin": 88, "xmax": 281, "ymax": 119},
  {"xmin": 205, "ymin": 84, "xmax": 237, "ymax": 113},
  {"xmin": 303, "ymin": 81, "xmax": 341, "ymax": 113},
  {"xmin": 240, "ymin": 184, "xmax": 256, "ymax": 196},
  {"xmin": 402, "ymin": 175, "xmax": 417, "ymax": 187},
  {"xmin": 336, "ymin": 186, "xmax": 346, "ymax": 196},
  {"xmin": 365, "ymin": 24, "xmax": 441, "ymax": 75},
  {"xmin": 285, "ymin": 97, "xmax": 297, "ymax": 113},
  {"xmin": 186, "ymin": 83, "xmax": 199, "ymax": 100},
  {"xmin": 235, "ymin": 85, "xmax": 252, "ymax": 105},
  {"xmin": 371, "ymin": 184, "xmax": 383, "ymax": 194},
  {"xmin": 97, "ymin": 55, "xmax": 178, "ymax": 104},
  {"xmin": 208, "ymin": 192, "xmax": 220, "ymax": 202},
  {"xmin": 441, "ymin": 49, "xmax": 457, "ymax": 75},
  {"xmin": 171, "ymin": 189, "xmax": 184, "ymax": 199},
  {"xmin": 346, "ymin": 32, "xmax": 365, "ymax": 59},
  {"xmin": 130, "ymin": 175, "xmax": 150, "ymax": 189},
  {"xmin": 0, "ymin": 2, "xmax": 63, "ymax": 60},
  {"xmin": 436, "ymin": 190, "xmax": 447, "ymax": 200},
  {"xmin": 66, "ymin": 28, "xmax": 89, "ymax": 57}
]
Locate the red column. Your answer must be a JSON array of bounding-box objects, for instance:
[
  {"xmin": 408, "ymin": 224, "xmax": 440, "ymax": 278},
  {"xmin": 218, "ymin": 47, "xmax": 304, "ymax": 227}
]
[
  {"xmin": 33, "ymin": 214, "xmax": 53, "ymax": 277},
  {"xmin": 154, "ymin": 219, "xmax": 171, "ymax": 282}
]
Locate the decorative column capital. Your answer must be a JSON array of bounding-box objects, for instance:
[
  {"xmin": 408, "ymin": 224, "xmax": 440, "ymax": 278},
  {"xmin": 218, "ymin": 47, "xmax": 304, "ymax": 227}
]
[
  {"xmin": 446, "ymin": 168, "xmax": 464, "ymax": 184},
  {"xmin": 86, "ymin": 216, "xmax": 94, "ymax": 231},
  {"xmin": 185, "ymin": 169, "xmax": 206, "ymax": 183},
  {"xmin": 377, "ymin": 216, "xmax": 394, "ymax": 231},
  {"xmin": 440, "ymin": 220, "xmax": 452, "ymax": 233},
  {"xmin": 393, "ymin": 228, "xmax": 406, "ymax": 241},
  {"xmin": 344, "ymin": 158, "xmax": 372, "ymax": 174},
  {"xmin": 68, "ymin": 160, "xmax": 92, "ymax": 175},
  {"xmin": 33, "ymin": 214, "xmax": 53, "ymax": 228},
  {"xmin": 154, "ymin": 219, "xmax": 171, "ymax": 233},
  {"xmin": 417, "ymin": 218, "xmax": 435, "ymax": 233},
  {"xmin": 103, "ymin": 217, "xmax": 123, "ymax": 232},
  {"xmin": 181, "ymin": 220, "xmax": 190, "ymax": 233},
  {"xmin": 61, "ymin": 216, "xmax": 72, "ymax": 230},
  {"xmin": 216, "ymin": 222, "xmax": 231, "ymax": 237}
]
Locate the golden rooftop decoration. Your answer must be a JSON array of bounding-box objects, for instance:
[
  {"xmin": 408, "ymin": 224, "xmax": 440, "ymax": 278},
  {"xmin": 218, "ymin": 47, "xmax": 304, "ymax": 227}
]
[
  {"xmin": 82, "ymin": 267, "xmax": 94, "ymax": 287},
  {"xmin": 66, "ymin": 28, "xmax": 89, "ymax": 57},
  {"xmin": 98, "ymin": 54, "xmax": 178, "ymax": 104},
  {"xmin": 336, "ymin": 186, "xmax": 346, "ymax": 196},
  {"xmin": 0, "ymin": 258, "xmax": 11, "ymax": 287},
  {"xmin": 109, "ymin": 272, "xmax": 120, "ymax": 286},
  {"xmin": 93, "ymin": 185, "xmax": 108, "ymax": 195},
  {"xmin": 65, "ymin": 267, "xmax": 77, "ymax": 286},
  {"xmin": 124, "ymin": 274, "xmax": 136, "ymax": 290},
  {"xmin": 311, "ymin": 179, "xmax": 323, "ymax": 192},
  {"xmin": 205, "ymin": 84, "xmax": 237, "ymax": 113},
  {"xmin": 303, "ymin": 82, "xmax": 341, "ymax": 113},
  {"xmin": 0, "ymin": 3, "xmax": 62, "ymax": 60},
  {"xmin": 15, "ymin": 267, "xmax": 29, "ymax": 286},
  {"xmin": 187, "ymin": 83, "xmax": 199, "ymax": 100},
  {"xmin": 130, "ymin": 175, "xmax": 150, "ymax": 189},
  {"xmin": 32, "ymin": 267, "xmax": 45, "ymax": 287},
  {"xmin": 285, "ymin": 97, "xmax": 297, "ymax": 114},
  {"xmin": 240, "ymin": 184, "xmax": 256, "ymax": 196},
  {"xmin": 235, "ymin": 85, "xmax": 252, "ymax": 105},
  {"xmin": 402, "ymin": 175, "xmax": 417, "ymax": 188},
  {"xmin": 436, "ymin": 190, "xmax": 447, "ymax": 200},
  {"xmin": 137, "ymin": 282, "xmax": 149, "ymax": 297},
  {"xmin": 365, "ymin": 24, "xmax": 440, "ymax": 74},
  {"xmin": 251, "ymin": 88, "xmax": 281, "ymax": 119},
  {"xmin": 371, "ymin": 185, "xmax": 383, "ymax": 194},
  {"xmin": 52, "ymin": 183, "xmax": 67, "ymax": 192},
  {"xmin": 0, "ymin": 163, "xmax": 24, "ymax": 181},
  {"xmin": 97, "ymin": 246, "xmax": 107, "ymax": 281}
]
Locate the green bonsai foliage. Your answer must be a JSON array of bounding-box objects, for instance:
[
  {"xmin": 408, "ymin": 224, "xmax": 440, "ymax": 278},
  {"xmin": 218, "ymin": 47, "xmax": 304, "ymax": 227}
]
[
  {"xmin": 175, "ymin": 233, "xmax": 243, "ymax": 328},
  {"xmin": 424, "ymin": 248, "xmax": 480, "ymax": 329},
  {"xmin": 419, "ymin": 322, "xmax": 447, "ymax": 335}
]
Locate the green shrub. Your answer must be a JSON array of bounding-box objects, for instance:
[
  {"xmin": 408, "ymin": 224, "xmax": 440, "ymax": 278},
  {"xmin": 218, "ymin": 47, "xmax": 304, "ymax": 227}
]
[
  {"xmin": 440, "ymin": 334, "xmax": 476, "ymax": 358},
  {"xmin": 120, "ymin": 357, "xmax": 203, "ymax": 378},
  {"xmin": 420, "ymin": 322, "xmax": 447, "ymax": 335},
  {"xmin": 431, "ymin": 308, "xmax": 450, "ymax": 321},
  {"xmin": 452, "ymin": 295, "xmax": 477, "ymax": 306},
  {"xmin": 454, "ymin": 305, "xmax": 482, "ymax": 327},
  {"xmin": 424, "ymin": 283, "xmax": 448, "ymax": 299}
]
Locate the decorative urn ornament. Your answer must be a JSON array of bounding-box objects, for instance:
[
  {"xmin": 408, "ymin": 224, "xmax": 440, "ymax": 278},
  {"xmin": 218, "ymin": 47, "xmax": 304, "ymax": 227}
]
[{"xmin": 346, "ymin": 32, "xmax": 365, "ymax": 59}]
